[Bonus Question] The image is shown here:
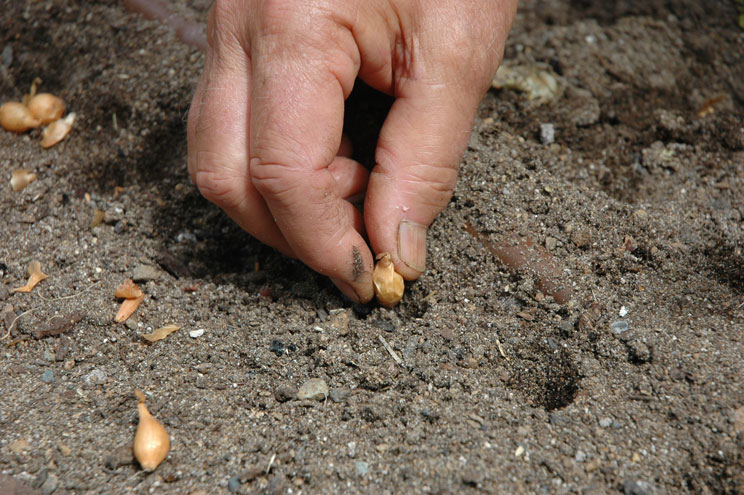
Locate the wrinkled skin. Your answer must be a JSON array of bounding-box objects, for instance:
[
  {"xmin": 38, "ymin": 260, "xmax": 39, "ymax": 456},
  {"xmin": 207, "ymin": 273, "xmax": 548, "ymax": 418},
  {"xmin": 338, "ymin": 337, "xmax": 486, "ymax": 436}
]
[{"xmin": 187, "ymin": 0, "xmax": 517, "ymax": 302}]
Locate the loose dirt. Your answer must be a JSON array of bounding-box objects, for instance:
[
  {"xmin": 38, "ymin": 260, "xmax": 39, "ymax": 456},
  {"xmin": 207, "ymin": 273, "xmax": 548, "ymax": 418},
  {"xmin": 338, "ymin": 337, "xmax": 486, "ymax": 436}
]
[{"xmin": 1, "ymin": 1, "xmax": 742, "ymax": 494}]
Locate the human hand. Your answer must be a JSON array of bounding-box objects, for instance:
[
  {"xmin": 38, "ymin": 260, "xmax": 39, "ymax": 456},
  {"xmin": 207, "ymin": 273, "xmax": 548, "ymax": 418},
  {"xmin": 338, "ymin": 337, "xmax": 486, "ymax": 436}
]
[{"xmin": 187, "ymin": 0, "xmax": 517, "ymax": 302}]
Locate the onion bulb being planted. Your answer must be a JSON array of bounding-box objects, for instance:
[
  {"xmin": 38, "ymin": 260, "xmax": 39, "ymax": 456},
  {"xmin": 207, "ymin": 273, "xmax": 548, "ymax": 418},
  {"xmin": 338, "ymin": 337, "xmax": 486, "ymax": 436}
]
[
  {"xmin": 133, "ymin": 390, "xmax": 170, "ymax": 471},
  {"xmin": 373, "ymin": 252, "xmax": 404, "ymax": 307},
  {"xmin": 0, "ymin": 102, "xmax": 41, "ymax": 132},
  {"xmin": 27, "ymin": 93, "xmax": 65, "ymax": 124}
]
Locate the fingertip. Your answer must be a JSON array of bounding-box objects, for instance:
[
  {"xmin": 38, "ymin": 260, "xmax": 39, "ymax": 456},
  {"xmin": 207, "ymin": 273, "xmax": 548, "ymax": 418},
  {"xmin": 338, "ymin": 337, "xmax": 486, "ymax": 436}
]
[
  {"xmin": 397, "ymin": 219, "xmax": 427, "ymax": 280},
  {"xmin": 331, "ymin": 269, "xmax": 374, "ymax": 304}
]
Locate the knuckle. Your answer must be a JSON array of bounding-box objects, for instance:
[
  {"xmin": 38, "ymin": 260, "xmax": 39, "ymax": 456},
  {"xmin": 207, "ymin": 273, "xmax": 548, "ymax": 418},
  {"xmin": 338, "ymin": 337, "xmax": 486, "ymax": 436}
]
[
  {"xmin": 194, "ymin": 169, "xmax": 243, "ymax": 210},
  {"xmin": 249, "ymin": 159, "xmax": 300, "ymax": 202}
]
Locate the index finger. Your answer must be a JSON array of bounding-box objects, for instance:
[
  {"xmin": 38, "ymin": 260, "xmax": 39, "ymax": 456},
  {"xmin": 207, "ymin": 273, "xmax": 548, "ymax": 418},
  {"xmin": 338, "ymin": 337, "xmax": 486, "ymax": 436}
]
[{"xmin": 248, "ymin": 16, "xmax": 374, "ymax": 302}]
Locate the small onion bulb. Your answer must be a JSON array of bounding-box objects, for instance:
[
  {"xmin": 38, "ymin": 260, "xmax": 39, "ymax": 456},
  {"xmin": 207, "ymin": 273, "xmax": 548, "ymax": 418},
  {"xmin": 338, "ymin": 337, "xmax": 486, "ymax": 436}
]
[
  {"xmin": 133, "ymin": 390, "xmax": 170, "ymax": 471},
  {"xmin": 0, "ymin": 102, "xmax": 41, "ymax": 132},
  {"xmin": 373, "ymin": 252, "xmax": 405, "ymax": 307},
  {"xmin": 27, "ymin": 93, "xmax": 66, "ymax": 125}
]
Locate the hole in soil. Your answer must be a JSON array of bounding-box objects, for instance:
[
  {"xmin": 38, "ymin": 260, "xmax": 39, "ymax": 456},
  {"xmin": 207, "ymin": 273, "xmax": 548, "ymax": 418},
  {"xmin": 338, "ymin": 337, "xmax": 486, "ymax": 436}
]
[
  {"xmin": 542, "ymin": 357, "xmax": 580, "ymax": 411},
  {"xmin": 509, "ymin": 345, "xmax": 580, "ymax": 411}
]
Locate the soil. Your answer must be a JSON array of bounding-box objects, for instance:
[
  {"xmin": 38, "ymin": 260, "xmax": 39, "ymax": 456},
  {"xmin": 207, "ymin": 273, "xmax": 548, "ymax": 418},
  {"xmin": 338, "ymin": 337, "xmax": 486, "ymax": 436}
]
[{"xmin": 1, "ymin": 1, "xmax": 743, "ymax": 494}]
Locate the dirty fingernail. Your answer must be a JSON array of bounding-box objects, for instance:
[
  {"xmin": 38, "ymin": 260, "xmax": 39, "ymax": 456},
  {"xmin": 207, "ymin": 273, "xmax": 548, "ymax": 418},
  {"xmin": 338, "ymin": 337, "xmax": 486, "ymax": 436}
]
[
  {"xmin": 398, "ymin": 220, "xmax": 427, "ymax": 273},
  {"xmin": 331, "ymin": 273, "xmax": 373, "ymax": 304}
]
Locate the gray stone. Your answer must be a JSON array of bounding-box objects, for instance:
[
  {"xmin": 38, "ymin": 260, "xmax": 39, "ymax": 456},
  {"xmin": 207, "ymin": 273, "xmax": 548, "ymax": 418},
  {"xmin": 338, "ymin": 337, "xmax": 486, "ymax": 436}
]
[
  {"xmin": 239, "ymin": 465, "xmax": 263, "ymax": 482},
  {"xmin": 40, "ymin": 473, "xmax": 58, "ymax": 495},
  {"xmin": 462, "ymin": 468, "xmax": 485, "ymax": 486},
  {"xmin": 329, "ymin": 387, "xmax": 350, "ymax": 403},
  {"xmin": 227, "ymin": 475, "xmax": 241, "ymax": 493},
  {"xmin": 623, "ymin": 479, "xmax": 653, "ymax": 495},
  {"xmin": 84, "ymin": 369, "xmax": 106, "ymax": 385},
  {"xmin": 132, "ymin": 264, "xmax": 162, "ymax": 282},
  {"xmin": 599, "ymin": 417, "xmax": 612, "ymax": 428},
  {"xmin": 611, "ymin": 321, "xmax": 629, "ymax": 334},
  {"xmin": 40, "ymin": 370, "xmax": 54, "ymax": 383},
  {"xmin": 274, "ymin": 386, "xmax": 297, "ymax": 403},
  {"xmin": 104, "ymin": 443, "xmax": 135, "ymax": 469},
  {"xmin": 297, "ymin": 378, "xmax": 329, "ymax": 401},
  {"xmin": 355, "ymin": 461, "xmax": 369, "ymax": 476},
  {"xmin": 540, "ymin": 123, "xmax": 555, "ymax": 145}
]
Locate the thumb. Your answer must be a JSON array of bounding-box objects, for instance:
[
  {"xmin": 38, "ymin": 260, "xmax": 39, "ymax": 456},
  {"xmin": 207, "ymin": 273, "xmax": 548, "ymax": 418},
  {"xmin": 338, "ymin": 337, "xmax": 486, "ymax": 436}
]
[{"xmin": 364, "ymin": 82, "xmax": 480, "ymax": 280}]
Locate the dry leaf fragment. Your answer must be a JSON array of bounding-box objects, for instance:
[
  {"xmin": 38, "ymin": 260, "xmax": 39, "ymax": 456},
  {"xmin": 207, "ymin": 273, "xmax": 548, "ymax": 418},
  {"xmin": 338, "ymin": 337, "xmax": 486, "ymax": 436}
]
[
  {"xmin": 115, "ymin": 279, "xmax": 143, "ymax": 299},
  {"xmin": 116, "ymin": 295, "xmax": 144, "ymax": 323},
  {"xmin": 34, "ymin": 310, "xmax": 86, "ymax": 339},
  {"xmin": 90, "ymin": 209, "xmax": 105, "ymax": 228},
  {"xmin": 41, "ymin": 112, "xmax": 75, "ymax": 148},
  {"xmin": 492, "ymin": 62, "xmax": 564, "ymax": 103},
  {"xmin": 115, "ymin": 279, "xmax": 144, "ymax": 323},
  {"xmin": 10, "ymin": 169, "xmax": 37, "ymax": 192},
  {"xmin": 13, "ymin": 261, "xmax": 48, "ymax": 293},
  {"xmin": 141, "ymin": 324, "xmax": 179, "ymax": 342}
]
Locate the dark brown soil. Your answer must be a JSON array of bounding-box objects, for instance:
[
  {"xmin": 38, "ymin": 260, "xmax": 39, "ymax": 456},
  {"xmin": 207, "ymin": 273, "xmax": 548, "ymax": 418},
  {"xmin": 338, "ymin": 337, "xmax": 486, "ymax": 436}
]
[{"xmin": 1, "ymin": 1, "xmax": 743, "ymax": 494}]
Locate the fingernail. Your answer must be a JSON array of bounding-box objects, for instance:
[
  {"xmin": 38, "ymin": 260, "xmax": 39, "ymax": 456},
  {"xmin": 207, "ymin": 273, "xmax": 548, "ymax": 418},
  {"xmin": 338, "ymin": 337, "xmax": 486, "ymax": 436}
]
[
  {"xmin": 331, "ymin": 275, "xmax": 373, "ymax": 304},
  {"xmin": 398, "ymin": 220, "xmax": 427, "ymax": 273},
  {"xmin": 331, "ymin": 278, "xmax": 358, "ymax": 302}
]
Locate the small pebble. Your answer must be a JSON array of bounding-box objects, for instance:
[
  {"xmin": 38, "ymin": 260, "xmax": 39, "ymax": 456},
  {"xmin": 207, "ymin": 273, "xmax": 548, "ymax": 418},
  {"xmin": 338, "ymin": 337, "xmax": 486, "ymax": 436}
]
[
  {"xmin": 104, "ymin": 444, "xmax": 135, "ymax": 469},
  {"xmin": 40, "ymin": 473, "xmax": 58, "ymax": 495},
  {"xmin": 329, "ymin": 387, "xmax": 350, "ymax": 403},
  {"xmin": 599, "ymin": 417, "xmax": 612, "ymax": 428},
  {"xmin": 610, "ymin": 320, "xmax": 629, "ymax": 334},
  {"xmin": 84, "ymin": 369, "xmax": 106, "ymax": 385},
  {"xmin": 227, "ymin": 475, "xmax": 242, "ymax": 493},
  {"xmin": 297, "ymin": 378, "xmax": 329, "ymax": 401},
  {"xmin": 132, "ymin": 264, "xmax": 162, "ymax": 282},
  {"xmin": 1, "ymin": 45, "xmax": 12, "ymax": 69},
  {"xmin": 462, "ymin": 357, "xmax": 479, "ymax": 369},
  {"xmin": 549, "ymin": 412, "xmax": 570, "ymax": 426},
  {"xmin": 40, "ymin": 370, "xmax": 54, "ymax": 383},
  {"xmin": 354, "ymin": 461, "xmax": 369, "ymax": 476},
  {"xmin": 619, "ymin": 306, "xmax": 629, "ymax": 317},
  {"xmin": 623, "ymin": 479, "xmax": 652, "ymax": 495},
  {"xmin": 239, "ymin": 465, "xmax": 263, "ymax": 482},
  {"xmin": 462, "ymin": 468, "xmax": 485, "ymax": 486},
  {"xmin": 540, "ymin": 123, "xmax": 555, "ymax": 145},
  {"xmin": 189, "ymin": 329, "xmax": 205, "ymax": 338},
  {"xmin": 274, "ymin": 386, "xmax": 298, "ymax": 403},
  {"xmin": 574, "ymin": 450, "xmax": 587, "ymax": 462}
]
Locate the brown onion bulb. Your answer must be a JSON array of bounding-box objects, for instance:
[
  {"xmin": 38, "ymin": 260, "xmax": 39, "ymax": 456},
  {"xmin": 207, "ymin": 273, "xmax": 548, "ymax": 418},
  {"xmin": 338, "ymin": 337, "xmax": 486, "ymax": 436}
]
[
  {"xmin": 133, "ymin": 390, "xmax": 170, "ymax": 471},
  {"xmin": 27, "ymin": 93, "xmax": 66, "ymax": 124},
  {"xmin": 373, "ymin": 252, "xmax": 405, "ymax": 307},
  {"xmin": 0, "ymin": 102, "xmax": 41, "ymax": 132}
]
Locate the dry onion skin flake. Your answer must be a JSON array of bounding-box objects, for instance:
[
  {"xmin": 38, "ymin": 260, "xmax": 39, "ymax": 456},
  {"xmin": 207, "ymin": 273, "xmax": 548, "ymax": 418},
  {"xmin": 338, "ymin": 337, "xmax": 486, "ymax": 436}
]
[
  {"xmin": 0, "ymin": 102, "xmax": 41, "ymax": 132},
  {"xmin": 373, "ymin": 252, "xmax": 404, "ymax": 307},
  {"xmin": 133, "ymin": 390, "xmax": 170, "ymax": 471},
  {"xmin": 13, "ymin": 260, "xmax": 48, "ymax": 293},
  {"xmin": 114, "ymin": 279, "xmax": 144, "ymax": 323},
  {"xmin": 10, "ymin": 169, "xmax": 37, "ymax": 192},
  {"xmin": 27, "ymin": 93, "xmax": 65, "ymax": 124},
  {"xmin": 41, "ymin": 112, "xmax": 75, "ymax": 148},
  {"xmin": 141, "ymin": 324, "xmax": 180, "ymax": 343}
]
